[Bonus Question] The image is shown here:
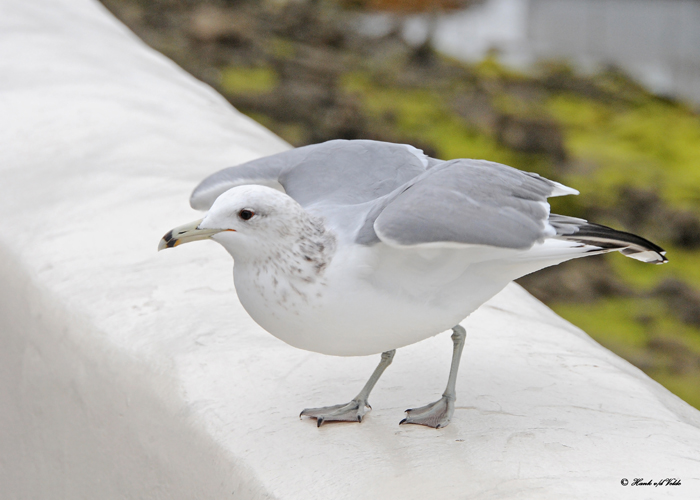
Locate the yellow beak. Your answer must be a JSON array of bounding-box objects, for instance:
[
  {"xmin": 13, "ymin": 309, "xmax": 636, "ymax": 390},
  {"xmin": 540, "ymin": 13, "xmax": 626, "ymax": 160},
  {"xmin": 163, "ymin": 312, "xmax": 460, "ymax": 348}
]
[{"xmin": 158, "ymin": 219, "xmax": 233, "ymax": 251}]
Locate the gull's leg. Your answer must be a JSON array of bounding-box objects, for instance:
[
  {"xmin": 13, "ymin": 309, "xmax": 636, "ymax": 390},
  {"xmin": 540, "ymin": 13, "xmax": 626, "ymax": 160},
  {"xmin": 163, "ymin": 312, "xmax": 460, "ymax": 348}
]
[
  {"xmin": 300, "ymin": 349, "xmax": 395, "ymax": 427},
  {"xmin": 401, "ymin": 324, "xmax": 466, "ymax": 429}
]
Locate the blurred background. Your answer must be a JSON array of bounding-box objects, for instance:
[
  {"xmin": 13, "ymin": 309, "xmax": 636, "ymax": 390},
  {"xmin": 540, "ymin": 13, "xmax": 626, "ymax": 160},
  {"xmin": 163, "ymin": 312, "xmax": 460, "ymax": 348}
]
[{"xmin": 99, "ymin": 0, "xmax": 700, "ymax": 409}]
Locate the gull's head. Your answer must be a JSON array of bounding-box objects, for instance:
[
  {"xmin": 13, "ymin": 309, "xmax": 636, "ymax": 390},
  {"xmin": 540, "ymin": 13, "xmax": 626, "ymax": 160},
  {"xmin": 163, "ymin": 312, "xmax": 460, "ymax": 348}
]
[{"xmin": 158, "ymin": 185, "xmax": 308, "ymax": 258}]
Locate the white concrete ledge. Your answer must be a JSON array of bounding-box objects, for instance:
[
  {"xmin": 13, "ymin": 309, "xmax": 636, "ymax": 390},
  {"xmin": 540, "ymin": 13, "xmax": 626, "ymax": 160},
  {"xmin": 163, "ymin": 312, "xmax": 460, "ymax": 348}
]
[{"xmin": 1, "ymin": 1, "xmax": 700, "ymax": 498}]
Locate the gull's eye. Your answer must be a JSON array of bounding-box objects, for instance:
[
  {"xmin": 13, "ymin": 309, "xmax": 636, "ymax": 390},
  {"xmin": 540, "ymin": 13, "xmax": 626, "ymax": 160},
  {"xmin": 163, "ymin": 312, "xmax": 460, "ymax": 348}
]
[{"xmin": 238, "ymin": 209, "xmax": 255, "ymax": 221}]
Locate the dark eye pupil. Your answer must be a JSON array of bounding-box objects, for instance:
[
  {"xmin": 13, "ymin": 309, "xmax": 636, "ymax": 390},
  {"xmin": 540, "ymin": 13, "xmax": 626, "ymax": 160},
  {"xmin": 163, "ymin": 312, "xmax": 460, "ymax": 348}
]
[{"xmin": 239, "ymin": 209, "xmax": 254, "ymax": 221}]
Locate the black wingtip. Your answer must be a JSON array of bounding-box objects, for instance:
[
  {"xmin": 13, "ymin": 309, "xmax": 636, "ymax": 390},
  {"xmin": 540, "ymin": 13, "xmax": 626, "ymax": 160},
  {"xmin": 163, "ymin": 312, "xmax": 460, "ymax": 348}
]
[{"xmin": 550, "ymin": 214, "xmax": 668, "ymax": 264}]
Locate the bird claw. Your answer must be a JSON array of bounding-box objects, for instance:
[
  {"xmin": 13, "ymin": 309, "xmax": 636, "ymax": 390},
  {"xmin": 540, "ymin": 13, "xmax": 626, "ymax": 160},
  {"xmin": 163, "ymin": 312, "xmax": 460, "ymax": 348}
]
[
  {"xmin": 300, "ymin": 399, "xmax": 370, "ymax": 426},
  {"xmin": 400, "ymin": 395, "xmax": 454, "ymax": 428}
]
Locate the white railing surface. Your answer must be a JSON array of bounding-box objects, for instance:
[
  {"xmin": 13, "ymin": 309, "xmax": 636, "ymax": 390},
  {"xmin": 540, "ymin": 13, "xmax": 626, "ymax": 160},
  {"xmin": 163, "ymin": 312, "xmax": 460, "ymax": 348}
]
[{"xmin": 1, "ymin": 1, "xmax": 699, "ymax": 498}]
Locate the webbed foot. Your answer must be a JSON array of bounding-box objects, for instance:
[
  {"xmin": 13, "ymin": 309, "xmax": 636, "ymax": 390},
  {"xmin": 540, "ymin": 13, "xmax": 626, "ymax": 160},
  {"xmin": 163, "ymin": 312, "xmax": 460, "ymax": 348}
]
[
  {"xmin": 400, "ymin": 395, "xmax": 454, "ymax": 429},
  {"xmin": 300, "ymin": 399, "xmax": 370, "ymax": 427}
]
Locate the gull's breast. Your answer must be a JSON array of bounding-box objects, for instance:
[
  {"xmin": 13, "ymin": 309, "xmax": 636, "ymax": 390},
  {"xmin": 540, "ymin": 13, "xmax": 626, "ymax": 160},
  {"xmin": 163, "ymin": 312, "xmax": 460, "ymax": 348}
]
[{"xmin": 232, "ymin": 243, "xmax": 517, "ymax": 356}]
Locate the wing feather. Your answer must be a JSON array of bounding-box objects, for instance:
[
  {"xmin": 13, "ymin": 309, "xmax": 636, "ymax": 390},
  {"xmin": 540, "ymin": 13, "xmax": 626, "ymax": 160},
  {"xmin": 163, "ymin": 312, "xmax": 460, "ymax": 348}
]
[
  {"xmin": 190, "ymin": 140, "xmax": 427, "ymax": 210},
  {"xmin": 373, "ymin": 159, "xmax": 576, "ymax": 249}
]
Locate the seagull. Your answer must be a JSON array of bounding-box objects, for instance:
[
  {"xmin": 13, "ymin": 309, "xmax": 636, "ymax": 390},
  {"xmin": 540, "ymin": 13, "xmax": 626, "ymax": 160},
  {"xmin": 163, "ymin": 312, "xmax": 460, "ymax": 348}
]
[{"xmin": 159, "ymin": 139, "xmax": 666, "ymax": 428}]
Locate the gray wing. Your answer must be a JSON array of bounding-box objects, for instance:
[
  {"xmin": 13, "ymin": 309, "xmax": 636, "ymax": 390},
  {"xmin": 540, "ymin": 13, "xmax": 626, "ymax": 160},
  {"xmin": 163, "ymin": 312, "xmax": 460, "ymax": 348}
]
[
  {"xmin": 372, "ymin": 159, "xmax": 578, "ymax": 249},
  {"xmin": 190, "ymin": 139, "xmax": 429, "ymax": 210},
  {"xmin": 190, "ymin": 146, "xmax": 307, "ymax": 210}
]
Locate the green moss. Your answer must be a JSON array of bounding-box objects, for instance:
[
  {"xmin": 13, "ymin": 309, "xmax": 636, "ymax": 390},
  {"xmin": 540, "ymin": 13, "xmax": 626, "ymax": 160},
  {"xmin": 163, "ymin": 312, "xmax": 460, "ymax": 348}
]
[
  {"xmin": 660, "ymin": 248, "xmax": 700, "ymax": 289},
  {"xmin": 547, "ymin": 93, "xmax": 700, "ymax": 210},
  {"xmin": 552, "ymin": 298, "xmax": 652, "ymax": 349},
  {"xmin": 473, "ymin": 54, "xmax": 526, "ymax": 81},
  {"xmin": 268, "ymin": 37, "xmax": 296, "ymax": 59},
  {"xmin": 341, "ymin": 71, "xmax": 372, "ymax": 93},
  {"xmin": 608, "ymin": 253, "xmax": 668, "ymax": 291},
  {"xmin": 653, "ymin": 372, "xmax": 700, "ymax": 410},
  {"xmin": 220, "ymin": 66, "xmax": 278, "ymax": 95},
  {"xmin": 491, "ymin": 92, "xmax": 550, "ymax": 120},
  {"xmin": 654, "ymin": 317, "xmax": 700, "ymax": 354},
  {"xmin": 608, "ymin": 244, "xmax": 700, "ymax": 291},
  {"xmin": 244, "ymin": 112, "xmax": 305, "ymax": 146},
  {"xmin": 342, "ymin": 71, "xmax": 551, "ymax": 173}
]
